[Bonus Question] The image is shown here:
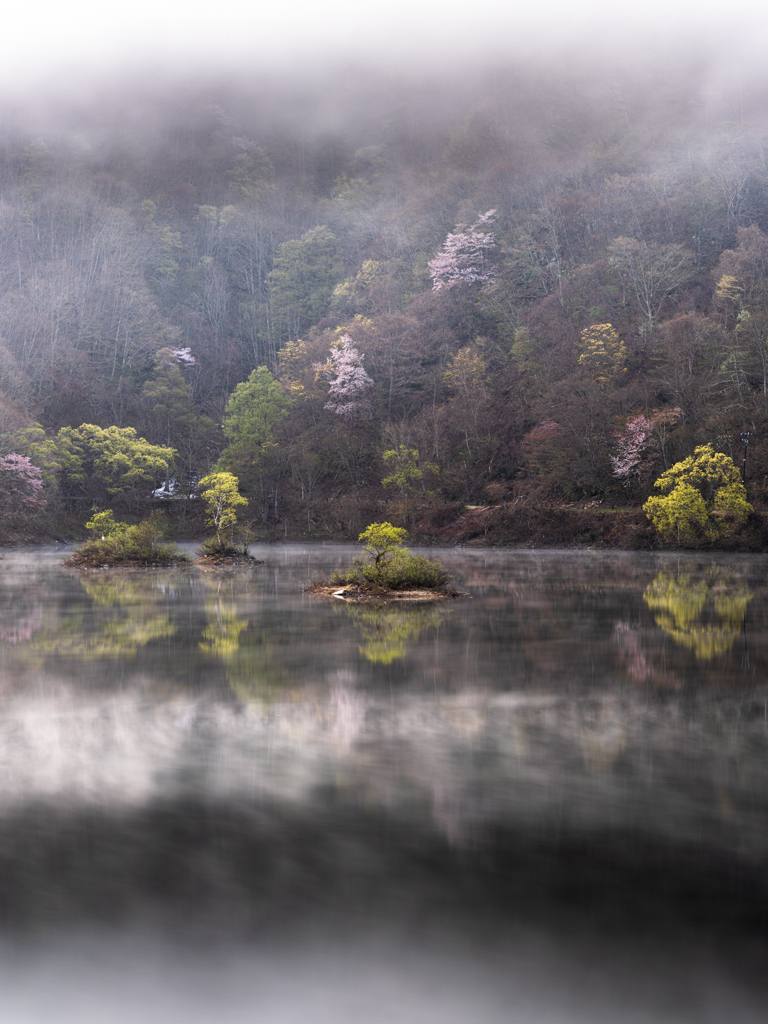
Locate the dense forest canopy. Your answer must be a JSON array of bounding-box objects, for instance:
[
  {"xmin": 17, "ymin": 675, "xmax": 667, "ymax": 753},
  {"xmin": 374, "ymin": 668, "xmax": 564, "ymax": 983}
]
[{"xmin": 3, "ymin": 45, "xmax": 768, "ymax": 536}]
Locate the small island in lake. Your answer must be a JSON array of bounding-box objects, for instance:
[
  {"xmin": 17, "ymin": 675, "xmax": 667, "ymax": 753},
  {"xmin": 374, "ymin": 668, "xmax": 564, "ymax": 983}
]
[
  {"xmin": 64, "ymin": 478, "xmax": 263, "ymax": 570},
  {"xmin": 63, "ymin": 510, "xmax": 188, "ymax": 568},
  {"xmin": 305, "ymin": 523, "xmax": 464, "ymax": 603}
]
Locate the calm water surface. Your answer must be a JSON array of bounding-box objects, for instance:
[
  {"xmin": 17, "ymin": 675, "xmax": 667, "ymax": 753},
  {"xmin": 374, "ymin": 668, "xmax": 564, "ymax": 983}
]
[{"xmin": 0, "ymin": 544, "xmax": 766, "ymax": 1023}]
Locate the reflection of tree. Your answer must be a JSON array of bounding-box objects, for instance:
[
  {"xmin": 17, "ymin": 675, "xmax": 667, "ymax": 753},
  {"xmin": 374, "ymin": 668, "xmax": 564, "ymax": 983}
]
[
  {"xmin": 613, "ymin": 621, "xmax": 651, "ymax": 683},
  {"xmin": 199, "ymin": 581, "xmax": 290, "ymax": 701},
  {"xmin": 338, "ymin": 601, "xmax": 450, "ymax": 664},
  {"xmin": 199, "ymin": 591, "xmax": 247, "ymax": 659},
  {"xmin": 580, "ymin": 706, "xmax": 626, "ymax": 773},
  {"xmin": 26, "ymin": 574, "xmax": 175, "ymax": 661},
  {"xmin": 0, "ymin": 590, "xmax": 43, "ymax": 644},
  {"xmin": 643, "ymin": 569, "xmax": 752, "ymax": 660},
  {"xmin": 226, "ymin": 633, "xmax": 291, "ymax": 704}
]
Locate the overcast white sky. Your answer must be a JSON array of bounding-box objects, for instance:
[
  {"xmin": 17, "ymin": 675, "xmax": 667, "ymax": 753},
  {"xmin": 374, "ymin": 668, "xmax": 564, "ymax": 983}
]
[{"xmin": 2, "ymin": 1, "xmax": 767, "ymax": 93}]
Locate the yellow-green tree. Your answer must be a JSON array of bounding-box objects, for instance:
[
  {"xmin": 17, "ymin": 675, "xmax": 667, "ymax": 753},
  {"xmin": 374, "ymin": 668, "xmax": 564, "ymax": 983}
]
[
  {"xmin": 198, "ymin": 472, "xmax": 248, "ymax": 547},
  {"xmin": 643, "ymin": 444, "xmax": 753, "ymax": 543},
  {"xmin": 56, "ymin": 424, "xmax": 175, "ymax": 502},
  {"xmin": 577, "ymin": 323, "xmax": 627, "ymax": 386},
  {"xmin": 382, "ymin": 445, "xmax": 438, "ymax": 496}
]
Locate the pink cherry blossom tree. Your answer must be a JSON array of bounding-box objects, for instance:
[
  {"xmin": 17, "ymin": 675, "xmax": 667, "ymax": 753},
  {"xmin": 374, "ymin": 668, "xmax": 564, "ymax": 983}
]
[
  {"xmin": 322, "ymin": 335, "xmax": 374, "ymax": 418},
  {"xmin": 611, "ymin": 409, "xmax": 681, "ymax": 487},
  {"xmin": 611, "ymin": 415, "xmax": 657, "ymax": 486},
  {"xmin": 429, "ymin": 209, "xmax": 499, "ymax": 291},
  {"xmin": 0, "ymin": 453, "xmax": 47, "ymax": 524},
  {"xmin": 170, "ymin": 347, "xmax": 197, "ymax": 367}
]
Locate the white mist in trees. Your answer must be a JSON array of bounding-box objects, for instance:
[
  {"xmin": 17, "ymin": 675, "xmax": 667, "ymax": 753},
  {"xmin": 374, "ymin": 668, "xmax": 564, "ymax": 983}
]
[
  {"xmin": 170, "ymin": 347, "xmax": 196, "ymax": 367},
  {"xmin": 429, "ymin": 210, "xmax": 499, "ymax": 291},
  {"xmin": 322, "ymin": 335, "xmax": 374, "ymax": 418}
]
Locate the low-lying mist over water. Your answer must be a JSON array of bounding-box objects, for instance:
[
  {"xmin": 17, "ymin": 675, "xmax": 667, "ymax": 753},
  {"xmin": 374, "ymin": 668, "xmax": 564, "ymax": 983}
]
[{"xmin": 0, "ymin": 546, "xmax": 766, "ymax": 1021}]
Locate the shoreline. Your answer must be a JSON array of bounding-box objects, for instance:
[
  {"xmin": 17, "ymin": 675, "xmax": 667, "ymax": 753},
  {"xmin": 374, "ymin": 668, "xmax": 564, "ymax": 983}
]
[{"xmin": 5, "ymin": 504, "xmax": 768, "ymax": 553}]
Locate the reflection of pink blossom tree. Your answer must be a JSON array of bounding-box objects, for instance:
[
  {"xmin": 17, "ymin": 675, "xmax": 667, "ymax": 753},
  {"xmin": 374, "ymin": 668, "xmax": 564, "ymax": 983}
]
[
  {"xmin": 429, "ymin": 210, "xmax": 499, "ymax": 291},
  {"xmin": 0, "ymin": 454, "xmax": 46, "ymax": 524},
  {"xmin": 614, "ymin": 621, "xmax": 651, "ymax": 683},
  {"xmin": 322, "ymin": 335, "xmax": 374, "ymax": 418},
  {"xmin": 0, "ymin": 602, "xmax": 43, "ymax": 643}
]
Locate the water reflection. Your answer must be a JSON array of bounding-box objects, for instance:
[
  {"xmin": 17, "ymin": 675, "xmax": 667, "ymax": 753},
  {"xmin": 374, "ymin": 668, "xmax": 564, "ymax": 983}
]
[
  {"xmin": 643, "ymin": 567, "xmax": 753, "ymax": 660},
  {"xmin": 0, "ymin": 588, "xmax": 43, "ymax": 644},
  {"xmin": 0, "ymin": 547, "xmax": 766, "ymax": 1024},
  {"xmin": 336, "ymin": 600, "xmax": 452, "ymax": 663},
  {"xmin": 199, "ymin": 579, "xmax": 248, "ymax": 659},
  {"xmin": 0, "ymin": 572, "xmax": 176, "ymax": 665},
  {"xmin": 198, "ymin": 577, "xmax": 291, "ymax": 702}
]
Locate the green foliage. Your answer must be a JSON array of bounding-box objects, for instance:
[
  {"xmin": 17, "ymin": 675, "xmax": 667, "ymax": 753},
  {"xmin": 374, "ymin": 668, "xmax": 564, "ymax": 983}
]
[
  {"xmin": 268, "ymin": 226, "xmax": 343, "ymax": 341},
  {"xmin": 715, "ymin": 274, "xmax": 744, "ymax": 306},
  {"xmin": 8, "ymin": 423, "xmax": 60, "ymax": 485},
  {"xmin": 358, "ymin": 550, "xmax": 452, "ymax": 590},
  {"xmin": 85, "ymin": 509, "xmax": 129, "ymax": 538},
  {"xmin": 643, "ymin": 444, "xmax": 753, "ymax": 543},
  {"xmin": 70, "ymin": 511, "xmax": 180, "ymax": 565},
  {"xmin": 221, "ymin": 366, "xmax": 289, "ymax": 453},
  {"xmin": 56, "ymin": 425, "xmax": 175, "ymax": 498},
  {"xmin": 643, "ymin": 482, "xmax": 710, "ymax": 543},
  {"xmin": 331, "ymin": 522, "xmax": 451, "ymax": 590},
  {"xmin": 712, "ymin": 482, "xmax": 754, "ymax": 529},
  {"xmin": 142, "ymin": 348, "xmax": 216, "ymax": 458},
  {"xmin": 198, "ymin": 471, "xmax": 249, "ymax": 545},
  {"xmin": 382, "ymin": 446, "xmax": 424, "ymax": 494},
  {"xmin": 651, "ymin": 443, "xmax": 743, "ymax": 498},
  {"xmin": 10, "ymin": 75, "xmax": 768, "ymax": 531},
  {"xmin": 226, "ymin": 143, "xmax": 275, "ymax": 202},
  {"xmin": 358, "ymin": 521, "xmax": 408, "ymax": 565},
  {"xmin": 198, "ymin": 535, "xmax": 245, "ymax": 557}
]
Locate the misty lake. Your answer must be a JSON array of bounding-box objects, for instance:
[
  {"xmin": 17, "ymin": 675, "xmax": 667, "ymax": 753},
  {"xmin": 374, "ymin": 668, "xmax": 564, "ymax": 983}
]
[{"xmin": 0, "ymin": 543, "xmax": 766, "ymax": 1023}]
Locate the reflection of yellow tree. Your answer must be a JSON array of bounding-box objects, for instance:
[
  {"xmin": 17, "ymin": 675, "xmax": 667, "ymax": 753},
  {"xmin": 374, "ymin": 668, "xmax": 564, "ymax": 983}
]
[
  {"xmin": 28, "ymin": 575, "xmax": 175, "ymax": 660},
  {"xmin": 339, "ymin": 601, "xmax": 450, "ymax": 664},
  {"xmin": 643, "ymin": 569, "xmax": 752, "ymax": 660},
  {"xmin": 199, "ymin": 591, "xmax": 248, "ymax": 660},
  {"xmin": 199, "ymin": 581, "xmax": 290, "ymax": 701},
  {"xmin": 226, "ymin": 633, "xmax": 291, "ymax": 704}
]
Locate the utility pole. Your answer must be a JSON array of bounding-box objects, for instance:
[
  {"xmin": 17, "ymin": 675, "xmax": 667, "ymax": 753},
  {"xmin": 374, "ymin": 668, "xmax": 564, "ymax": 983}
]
[{"xmin": 740, "ymin": 431, "xmax": 753, "ymax": 486}]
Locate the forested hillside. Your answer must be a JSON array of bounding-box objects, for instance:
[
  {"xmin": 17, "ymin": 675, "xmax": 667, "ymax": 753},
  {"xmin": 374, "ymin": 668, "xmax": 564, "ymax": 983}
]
[{"xmin": 2, "ymin": 54, "xmax": 768, "ymax": 540}]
